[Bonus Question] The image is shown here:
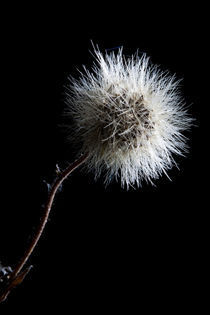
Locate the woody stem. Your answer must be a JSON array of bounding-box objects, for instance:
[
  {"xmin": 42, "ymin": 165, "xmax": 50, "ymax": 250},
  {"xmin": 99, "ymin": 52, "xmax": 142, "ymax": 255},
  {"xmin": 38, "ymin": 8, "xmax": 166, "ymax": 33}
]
[{"xmin": 0, "ymin": 153, "xmax": 88, "ymax": 303}]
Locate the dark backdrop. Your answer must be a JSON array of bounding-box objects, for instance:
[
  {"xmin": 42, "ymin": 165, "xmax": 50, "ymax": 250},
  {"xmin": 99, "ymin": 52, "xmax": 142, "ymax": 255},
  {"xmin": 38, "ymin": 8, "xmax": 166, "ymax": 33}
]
[{"xmin": 0, "ymin": 3, "xmax": 207, "ymax": 313}]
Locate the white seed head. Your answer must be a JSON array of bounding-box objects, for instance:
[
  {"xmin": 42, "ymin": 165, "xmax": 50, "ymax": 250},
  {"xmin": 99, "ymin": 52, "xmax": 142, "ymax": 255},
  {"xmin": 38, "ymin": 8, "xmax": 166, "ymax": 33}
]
[{"xmin": 65, "ymin": 48, "xmax": 193, "ymax": 189}]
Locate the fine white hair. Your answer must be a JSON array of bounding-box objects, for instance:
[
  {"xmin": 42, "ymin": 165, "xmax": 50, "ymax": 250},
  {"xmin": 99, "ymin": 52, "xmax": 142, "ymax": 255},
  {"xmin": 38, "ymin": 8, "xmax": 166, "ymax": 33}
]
[{"xmin": 65, "ymin": 47, "xmax": 193, "ymax": 189}]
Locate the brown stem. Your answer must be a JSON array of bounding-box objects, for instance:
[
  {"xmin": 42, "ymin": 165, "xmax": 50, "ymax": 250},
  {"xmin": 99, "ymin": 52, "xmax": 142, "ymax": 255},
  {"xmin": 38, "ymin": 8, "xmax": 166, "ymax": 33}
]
[{"xmin": 0, "ymin": 153, "xmax": 88, "ymax": 303}]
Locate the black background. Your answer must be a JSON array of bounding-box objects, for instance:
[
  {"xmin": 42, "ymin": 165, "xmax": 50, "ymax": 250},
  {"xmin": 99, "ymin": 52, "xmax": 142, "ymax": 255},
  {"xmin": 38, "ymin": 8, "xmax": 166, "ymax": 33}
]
[{"xmin": 0, "ymin": 3, "xmax": 207, "ymax": 313}]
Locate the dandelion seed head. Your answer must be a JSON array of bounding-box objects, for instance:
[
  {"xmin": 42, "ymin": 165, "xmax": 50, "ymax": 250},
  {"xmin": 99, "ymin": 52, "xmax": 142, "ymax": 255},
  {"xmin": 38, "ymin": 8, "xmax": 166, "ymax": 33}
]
[{"xmin": 65, "ymin": 47, "xmax": 193, "ymax": 189}]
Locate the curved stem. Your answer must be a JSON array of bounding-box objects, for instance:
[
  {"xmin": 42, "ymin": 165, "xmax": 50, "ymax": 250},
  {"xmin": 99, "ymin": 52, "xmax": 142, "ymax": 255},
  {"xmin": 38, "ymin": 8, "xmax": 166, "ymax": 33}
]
[{"xmin": 0, "ymin": 153, "xmax": 88, "ymax": 303}]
